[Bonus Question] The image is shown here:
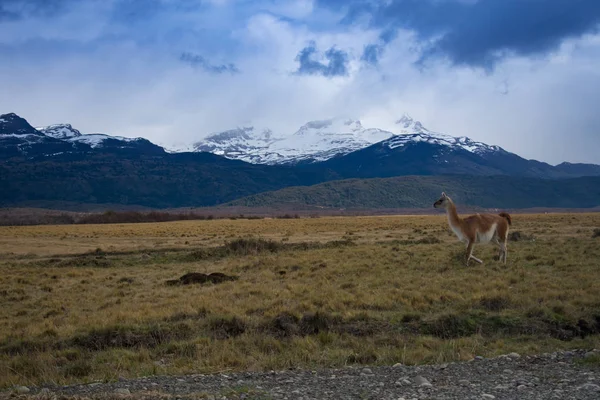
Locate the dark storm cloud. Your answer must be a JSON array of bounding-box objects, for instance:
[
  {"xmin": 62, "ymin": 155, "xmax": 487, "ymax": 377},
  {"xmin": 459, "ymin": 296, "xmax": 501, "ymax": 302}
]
[
  {"xmin": 294, "ymin": 41, "xmax": 349, "ymax": 77},
  {"xmin": 319, "ymin": 0, "xmax": 600, "ymax": 69},
  {"xmin": 0, "ymin": 7, "xmax": 19, "ymax": 21},
  {"xmin": 180, "ymin": 52, "xmax": 240, "ymax": 74},
  {"xmin": 0, "ymin": 0, "xmax": 203, "ymax": 23},
  {"xmin": 0, "ymin": 0, "xmax": 71, "ymax": 20}
]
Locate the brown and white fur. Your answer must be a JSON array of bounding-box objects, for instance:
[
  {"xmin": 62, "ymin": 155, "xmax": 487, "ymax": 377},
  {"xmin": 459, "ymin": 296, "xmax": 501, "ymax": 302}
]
[{"xmin": 433, "ymin": 192, "xmax": 512, "ymax": 266}]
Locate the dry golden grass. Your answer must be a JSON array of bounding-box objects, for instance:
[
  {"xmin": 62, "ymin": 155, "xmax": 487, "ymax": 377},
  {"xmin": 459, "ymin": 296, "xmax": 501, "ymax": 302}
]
[{"xmin": 1, "ymin": 213, "xmax": 599, "ymax": 388}]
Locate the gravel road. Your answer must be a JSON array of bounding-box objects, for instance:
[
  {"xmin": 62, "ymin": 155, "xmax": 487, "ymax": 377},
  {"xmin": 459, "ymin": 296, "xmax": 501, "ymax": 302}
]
[{"xmin": 4, "ymin": 349, "xmax": 599, "ymax": 400}]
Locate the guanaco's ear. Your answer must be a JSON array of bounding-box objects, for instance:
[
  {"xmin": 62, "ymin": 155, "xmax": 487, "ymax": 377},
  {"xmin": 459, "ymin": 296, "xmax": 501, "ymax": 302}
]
[{"xmin": 441, "ymin": 192, "xmax": 446, "ymax": 198}]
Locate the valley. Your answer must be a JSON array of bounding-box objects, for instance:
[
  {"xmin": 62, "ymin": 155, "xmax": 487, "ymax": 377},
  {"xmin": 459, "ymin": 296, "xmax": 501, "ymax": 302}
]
[{"xmin": 1, "ymin": 213, "xmax": 599, "ymax": 388}]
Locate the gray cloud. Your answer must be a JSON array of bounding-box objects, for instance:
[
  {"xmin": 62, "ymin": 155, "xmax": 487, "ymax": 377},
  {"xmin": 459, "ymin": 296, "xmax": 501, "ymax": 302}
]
[
  {"xmin": 294, "ymin": 41, "xmax": 349, "ymax": 77},
  {"xmin": 180, "ymin": 52, "xmax": 240, "ymax": 74},
  {"xmin": 323, "ymin": 0, "xmax": 600, "ymax": 69},
  {"xmin": 0, "ymin": 0, "xmax": 71, "ymax": 20}
]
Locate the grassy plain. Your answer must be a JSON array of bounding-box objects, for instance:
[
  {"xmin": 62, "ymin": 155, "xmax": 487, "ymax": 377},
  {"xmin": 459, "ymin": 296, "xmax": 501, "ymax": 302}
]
[{"xmin": 1, "ymin": 213, "xmax": 599, "ymax": 388}]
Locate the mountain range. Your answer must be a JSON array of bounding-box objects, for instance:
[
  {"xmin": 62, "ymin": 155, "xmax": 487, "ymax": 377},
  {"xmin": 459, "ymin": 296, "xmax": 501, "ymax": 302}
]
[{"xmin": 1, "ymin": 112, "xmax": 599, "ymax": 210}]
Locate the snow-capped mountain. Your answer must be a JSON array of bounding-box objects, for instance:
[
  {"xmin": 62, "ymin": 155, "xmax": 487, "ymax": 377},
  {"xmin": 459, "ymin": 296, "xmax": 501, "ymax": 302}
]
[
  {"xmin": 189, "ymin": 114, "xmax": 501, "ymax": 165},
  {"xmin": 37, "ymin": 123, "xmax": 152, "ymax": 149},
  {"xmin": 1, "ymin": 113, "xmax": 165, "ymax": 159},
  {"xmin": 1, "ymin": 113, "xmax": 43, "ymax": 136},
  {"xmin": 1, "ymin": 114, "xmax": 91, "ymax": 159},
  {"xmin": 4, "ymin": 111, "xmax": 600, "ymax": 181},
  {"xmin": 387, "ymin": 115, "xmax": 500, "ymax": 155},
  {"xmin": 192, "ymin": 118, "xmax": 396, "ymax": 165}
]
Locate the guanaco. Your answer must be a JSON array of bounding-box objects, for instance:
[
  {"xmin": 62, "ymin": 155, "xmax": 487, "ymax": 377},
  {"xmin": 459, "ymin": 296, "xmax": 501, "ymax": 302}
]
[{"xmin": 433, "ymin": 192, "xmax": 512, "ymax": 266}]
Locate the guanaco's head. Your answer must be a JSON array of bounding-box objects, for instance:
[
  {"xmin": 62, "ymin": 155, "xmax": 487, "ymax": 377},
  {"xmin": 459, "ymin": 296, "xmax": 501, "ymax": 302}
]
[{"xmin": 433, "ymin": 192, "xmax": 451, "ymax": 209}]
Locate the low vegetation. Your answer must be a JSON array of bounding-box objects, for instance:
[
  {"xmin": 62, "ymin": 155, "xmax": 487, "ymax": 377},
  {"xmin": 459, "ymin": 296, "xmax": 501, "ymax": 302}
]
[
  {"xmin": 0, "ymin": 209, "xmax": 306, "ymax": 227},
  {"xmin": 0, "ymin": 213, "xmax": 599, "ymax": 388}
]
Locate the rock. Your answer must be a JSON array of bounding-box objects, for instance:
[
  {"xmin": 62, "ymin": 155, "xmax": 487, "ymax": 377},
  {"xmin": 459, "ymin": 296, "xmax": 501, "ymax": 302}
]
[
  {"xmin": 362, "ymin": 368, "xmax": 373, "ymax": 375},
  {"xmin": 584, "ymin": 351, "xmax": 598, "ymax": 359},
  {"xmin": 507, "ymin": 352, "xmax": 521, "ymax": 358},
  {"xmin": 414, "ymin": 376, "xmax": 432, "ymax": 387},
  {"xmin": 14, "ymin": 386, "xmax": 30, "ymax": 394},
  {"xmin": 494, "ymin": 385, "xmax": 509, "ymax": 390},
  {"xmin": 475, "ymin": 356, "xmax": 484, "ymax": 360},
  {"xmin": 517, "ymin": 385, "xmax": 527, "ymax": 390},
  {"xmin": 393, "ymin": 363, "xmax": 404, "ymax": 367},
  {"xmin": 578, "ymin": 383, "xmax": 600, "ymax": 391},
  {"xmin": 482, "ymin": 395, "xmax": 496, "ymax": 399},
  {"xmin": 115, "ymin": 388, "xmax": 131, "ymax": 396},
  {"xmin": 459, "ymin": 379, "xmax": 470, "ymax": 386}
]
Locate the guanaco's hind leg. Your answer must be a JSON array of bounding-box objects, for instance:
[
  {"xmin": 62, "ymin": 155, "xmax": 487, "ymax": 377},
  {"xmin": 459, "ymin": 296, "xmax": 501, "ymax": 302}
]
[
  {"xmin": 493, "ymin": 237, "xmax": 505, "ymax": 263},
  {"xmin": 500, "ymin": 233, "xmax": 508, "ymax": 264},
  {"xmin": 499, "ymin": 227, "xmax": 509, "ymax": 264}
]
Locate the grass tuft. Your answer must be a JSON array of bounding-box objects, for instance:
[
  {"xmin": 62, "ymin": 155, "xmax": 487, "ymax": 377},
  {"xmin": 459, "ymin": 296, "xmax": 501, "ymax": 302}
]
[{"xmin": 479, "ymin": 295, "xmax": 512, "ymax": 312}]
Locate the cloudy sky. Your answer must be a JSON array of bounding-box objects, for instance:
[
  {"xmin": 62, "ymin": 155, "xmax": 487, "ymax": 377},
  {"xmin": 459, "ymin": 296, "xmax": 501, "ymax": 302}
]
[{"xmin": 1, "ymin": 0, "xmax": 600, "ymax": 164}]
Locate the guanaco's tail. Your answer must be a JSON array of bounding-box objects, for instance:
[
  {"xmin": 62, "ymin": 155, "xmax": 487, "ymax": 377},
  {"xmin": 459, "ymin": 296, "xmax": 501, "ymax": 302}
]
[{"xmin": 498, "ymin": 212, "xmax": 512, "ymax": 226}]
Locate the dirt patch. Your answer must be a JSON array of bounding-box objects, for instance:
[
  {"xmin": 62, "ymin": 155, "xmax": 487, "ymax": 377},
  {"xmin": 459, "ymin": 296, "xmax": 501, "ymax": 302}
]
[
  {"xmin": 508, "ymin": 231, "xmax": 535, "ymax": 242},
  {"xmin": 166, "ymin": 272, "xmax": 238, "ymax": 286}
]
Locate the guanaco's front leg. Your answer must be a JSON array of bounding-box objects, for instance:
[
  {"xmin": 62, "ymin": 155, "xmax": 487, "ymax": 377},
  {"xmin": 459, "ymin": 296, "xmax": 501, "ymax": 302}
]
[{"xmin": 465, "ymin": 240, "xmax": 483, "ymax": 266}]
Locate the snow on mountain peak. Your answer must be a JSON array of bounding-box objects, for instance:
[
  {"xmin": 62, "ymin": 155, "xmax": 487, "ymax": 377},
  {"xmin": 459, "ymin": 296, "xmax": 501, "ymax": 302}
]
[
  {"xmin": 263, "ymin": 118, "xmax": 394, "ymax": 164},
  {"xmin": 385, "ymin": 130, "xmax": 500, "ymax": 155},
  {"xmin": 190, "ymin": 117, "xmax": 395, "ymax": 164},
  {"xmin": 35, "ymin": 122, "xmax": 143, "ymax": 148},
  {"xmin": 37, "ymin": 123, "xmax": 82, "ymax": 139},
  {"xmin": 395, "ymin": 114, "xmax": 429, "ymax": 134},
  {"xmin": 193, "ymin": 126, "xmax": 282, "ymax": 159}
]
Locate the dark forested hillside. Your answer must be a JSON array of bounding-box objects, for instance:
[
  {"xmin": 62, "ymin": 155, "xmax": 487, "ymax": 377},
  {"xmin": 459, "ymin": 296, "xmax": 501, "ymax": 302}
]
[
  {"xmin": 227, "ymin": 175, "xmax": 600, "ymax": 210},
  {"xmin": 0, "ymin": 153, "xmax": 336, "ymax": 208}
]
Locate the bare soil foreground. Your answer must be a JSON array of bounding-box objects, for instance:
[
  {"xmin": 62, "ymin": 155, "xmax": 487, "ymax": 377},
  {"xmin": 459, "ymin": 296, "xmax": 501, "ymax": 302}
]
[
  {"xmin": 2, "ymin": 350, "xmax": 600, "ymax": 399},
  {"xmin": 1, "ymin": 213, "xmax": 599, "ymax": 398}
]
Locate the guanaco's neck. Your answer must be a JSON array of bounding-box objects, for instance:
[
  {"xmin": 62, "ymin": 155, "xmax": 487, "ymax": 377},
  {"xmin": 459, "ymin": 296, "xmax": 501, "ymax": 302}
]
[{"xmin": 446, "ymin": 201, "xmax": 462, "ymax": 228}]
